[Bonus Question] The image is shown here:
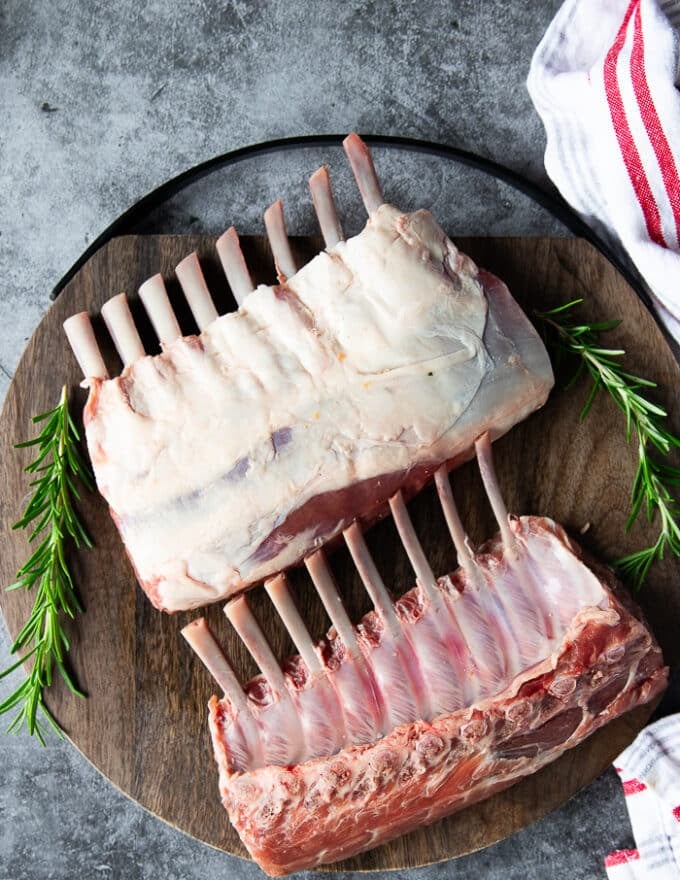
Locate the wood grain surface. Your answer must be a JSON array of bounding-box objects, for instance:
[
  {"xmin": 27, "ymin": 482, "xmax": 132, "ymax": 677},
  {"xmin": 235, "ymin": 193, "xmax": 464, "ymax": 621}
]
[{"xmin": 0, "ymin": 234, "xmax": 678, "ymax": 872}]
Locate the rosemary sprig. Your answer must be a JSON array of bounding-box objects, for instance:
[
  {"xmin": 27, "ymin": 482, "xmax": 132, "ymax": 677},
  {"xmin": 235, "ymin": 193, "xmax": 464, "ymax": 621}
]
[
  {"xmin": 0, "ymin": 385, "xmax": 92, "ymax": 743},
  {"xmin": 536, "ymin": 299, "xmax": 680, "ymax": 590}
]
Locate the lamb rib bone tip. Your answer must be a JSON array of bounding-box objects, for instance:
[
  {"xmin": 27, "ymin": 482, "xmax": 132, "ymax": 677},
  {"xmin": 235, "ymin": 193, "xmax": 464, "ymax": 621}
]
[
  {"xmin": 263, "ymin": 199, "xmax": 297, "ymax": 283},
  {"xmin": 343, "ymin": 132, "xmax": 384, "ymax": 214},
  {"xmin": 138, "ymin": 273, "xmax": 182, "ymax": 346},
  {"xmin": 175, "ymin": 252, "xmax": 219, "ymax": 330},
  {"xmin": 475, "ymin": 432, "xmax": 516, "ymax": 555},
  {"xmin": 308, "ymin": 165, "xmax": 344, "ymax": 248},
  {"xmin": 224, "ymin": 595, "xmax": 289, "ymax": 699},
  {"xmin": 264, "ymin": 574, "xmax": 321, "ymax": 675},
  {"xmin": 101, "ymin": 292, "xmax": 145, "ymax": 366},
  {"xmin": 304, "ymin": 550, "xmax": 359, "ymax": 655},
  {"xmin": 343, "ymin": 522, "xmax": 400, "ymax": 636},
  {"xmin": 180, "ymin": 617, "xmax": 250, "ymax": 715},
  {"xmin": 216, "ymin": 226, "xmax": 255, "ymax": 306},
  {"xmin": 434, "ymin": 464, "xmax": 483, "ymax": 588},
  {"xmin": 62, "ymin": 312, "xmax": 109, "ymax": 381},
  {"xmin": 388, "ymin": 491, "xmax": 440, "ymax": 600}
]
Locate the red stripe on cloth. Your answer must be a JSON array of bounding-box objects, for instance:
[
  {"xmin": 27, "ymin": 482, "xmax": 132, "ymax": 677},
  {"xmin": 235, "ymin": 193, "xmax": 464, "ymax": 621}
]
[
  {"xmin": 622, "ymin": 778, "xmax": 647, "ymax": 795},
  {"xmin": 631, "ymin": 2, "xmax": 680, "ymax": 244},
  {"xmin": 605, "ymin": 849, "xmax": 640, "ymax": 867},
  {"xmin": 673, "ymin": 805, "xmax": 680, "ymax": 822},
  {"xmin": 603, "ymin": 0, "xmax": 667, "ymax": 246}
]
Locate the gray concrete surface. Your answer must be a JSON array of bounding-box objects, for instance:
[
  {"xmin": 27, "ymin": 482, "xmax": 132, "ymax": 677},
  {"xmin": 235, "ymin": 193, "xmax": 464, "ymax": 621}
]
[{"xmin": 0, "ymin": 1, "xmax": 662, "ymax": 878}]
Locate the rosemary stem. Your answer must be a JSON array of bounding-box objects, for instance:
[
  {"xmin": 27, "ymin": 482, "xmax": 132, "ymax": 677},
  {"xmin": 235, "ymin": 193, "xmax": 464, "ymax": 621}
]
[
  {"xmin": 536, "ymin": 301, "xmax": 680, "ymax": 589},
  {"xmin": 1, "ymin": 385, "xmax": 92, "ymax": 741}
]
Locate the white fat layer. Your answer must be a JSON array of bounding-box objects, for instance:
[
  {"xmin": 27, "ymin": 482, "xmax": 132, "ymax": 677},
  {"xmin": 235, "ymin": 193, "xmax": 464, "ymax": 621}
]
[{"xmin": 85, "ymin": 205, "xmax": 553, "ymax": 610}]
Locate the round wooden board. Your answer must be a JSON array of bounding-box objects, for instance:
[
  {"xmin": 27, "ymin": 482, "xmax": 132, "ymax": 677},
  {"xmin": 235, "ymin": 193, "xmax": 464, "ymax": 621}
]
[{"xmin": 1, "ymin": 234, "xmax": 678, "ymax": 873}]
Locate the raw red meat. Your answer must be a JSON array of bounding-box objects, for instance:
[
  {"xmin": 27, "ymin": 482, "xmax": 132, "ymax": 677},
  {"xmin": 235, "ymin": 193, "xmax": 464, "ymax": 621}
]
[
  {"xmin": 62, "ymin": 135, "xmax": 666, "ymax": 874},
  {"xmin": 200, "ymin": 517, "xmax": 666, "ymax": 875}
]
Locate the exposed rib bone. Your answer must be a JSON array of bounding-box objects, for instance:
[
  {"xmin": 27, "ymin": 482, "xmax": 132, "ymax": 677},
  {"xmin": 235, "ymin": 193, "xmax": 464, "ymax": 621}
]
[
  {"xmin": 265, "ymin": 574, "xmax": 348, "ymax": 755},
  {"xmin": 434, "ymin": 465, "xmax": 482, "ymax": 585},
  {"xmin": 343, "ymin": 133, "xmax": 384, "ymax": 214},
  {"xmin": 63, "ymin": 313, "xmax": 109, "ymax": 380},
  {"xmin": 101, "ymin": 293, "xmax": 145, "ymax": 366},
  {"xmin": 181, "ymin": 617, "xmax": 264, "ymax": 772},
  {"xmin": 305, "ymin": 549, "xmax": 387, "ymax": 740},
  {"xmin": 138, "ymin": 274, "xmax": 182, "ymax": 346},
  {"xmin": 343, "ymin": 524, "xmax": 400, "ymax": 637},
  {"xmin": 304, "ymin": 550, "xmax": 359, "ymax": 655},
  {"xmin": 388, "ymin": 491, "xmax": 440, "ymax": 601},
  {"xmin": 384, "ymin": 496, "xmax": 469, "ymax": 715},
  {"xmin": 264, "ymin": 574, "xmax": 321, "ymax": 675},
  {"xmin": 474, "ymin": 433, "xmax": 551, "ymax": 647},
  {"xmin": 263, "ymin": 199, "xmax": 297, "ymax": 283},
  {"xmin": 434, "ymin": 468, "xmax": 516, "ymax": 679},
  {"xmin": 216, "ymin": 226, "xmax": 255, "ymax": 306},
  {"xmin": 309, "ymin": 166, "xmax": 344, "ymax": 248},
  {"xmin": 343, "ymin": 522, "xmax": 429, "ymax": 723},
  {"xmin": 175, "ymin": 252, "xmax": 219, "ymax": 330},
  {"xmin": 224, "ymin": 596, "xmax": 289, "ymax": 699},
  {"xmin": 475, "ymin": 432, "xmax": 515, "ymax": 554},
  {"xmin": 225, "ymin": 595, "xmax": 305, "ymax": 765},
  {"xmin": 181, "ymin": 617, "xmax": 249, "ymax": 713}
]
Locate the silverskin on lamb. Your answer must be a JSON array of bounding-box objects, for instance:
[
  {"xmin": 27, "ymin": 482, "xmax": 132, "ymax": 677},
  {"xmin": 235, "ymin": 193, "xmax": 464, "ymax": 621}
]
[{"xmin": 64, "ymin": 135, "xmax": 553, "ymax": 612}]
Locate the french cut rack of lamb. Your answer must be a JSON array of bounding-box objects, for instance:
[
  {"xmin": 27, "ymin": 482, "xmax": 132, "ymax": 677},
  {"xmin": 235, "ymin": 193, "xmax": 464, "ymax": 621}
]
[
  {"xmin": 62, "ymin": 136, "xmax": 666, "ymax": 874},
  {"xmin": 183, "ymin": 435, "xmax": 667, "ymax": 876},
  {"xmin": 63, "ymin": 134, "xmax": 553, "ymax": 612}
]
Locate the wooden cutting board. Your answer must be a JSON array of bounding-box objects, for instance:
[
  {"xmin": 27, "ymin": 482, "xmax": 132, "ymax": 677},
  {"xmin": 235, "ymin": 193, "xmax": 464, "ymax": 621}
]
[{"xmin": 0, "ymin": 234, "xmax": 678, "ymax": 873}]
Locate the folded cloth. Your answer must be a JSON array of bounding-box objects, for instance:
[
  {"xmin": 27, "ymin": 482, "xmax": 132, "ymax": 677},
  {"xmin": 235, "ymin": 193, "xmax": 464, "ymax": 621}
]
[
  {"xmin": 604, "ymin": 714, "xmax": 680, "ymax": 879},
  {"xmin": 528, "ymin": 0, "xmax": 680, "ymax": 341}
]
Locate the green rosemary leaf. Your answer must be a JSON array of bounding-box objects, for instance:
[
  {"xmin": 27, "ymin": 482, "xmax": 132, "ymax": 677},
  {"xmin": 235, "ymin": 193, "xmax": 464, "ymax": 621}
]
[
  {"xmin": 0, "ymin": 647, "xmax": 38, "ymax": 679},
  {"xmin": 14, "ymin": 437, "xmax": 44, "ymax": 449},
  {"xmin": 31, "ymin": 408, "xmax": 57, "ymax": 424},
  {"xmin": 536, "ymin": 301, "xmax": 680, "ymax": 589},
  {"xmin": 626, "ymin": 487, "xmax": 646, "ymax": 532},
  {"xmin": 537, "ymin": 298, "xmax": 585, "ymax": 316},
  {"xmin": 580, "ymin": 375, "xmax": 602, "ymax": 421},
  {"xmin": 1, "ymin": 386, "xmax": 92, "ymax": 742},
  {"xmin": 564, "ymin": 360, "xmax": 585, "ymax": 391}
]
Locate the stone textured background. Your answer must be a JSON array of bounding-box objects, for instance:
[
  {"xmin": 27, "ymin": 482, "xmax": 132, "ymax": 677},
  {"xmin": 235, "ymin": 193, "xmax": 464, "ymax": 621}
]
[{"xmin": 0, "ymin": 1, "xmax": 667, "ymax": 878}]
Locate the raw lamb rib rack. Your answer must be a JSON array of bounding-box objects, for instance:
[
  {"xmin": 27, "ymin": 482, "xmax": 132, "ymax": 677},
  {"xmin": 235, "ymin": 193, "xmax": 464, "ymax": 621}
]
[
  {"xmin": 63, "ymin": 134, "xmax": 553, "ymax": 613},
  {"xmin": 184, "ymin": 445, "xmax": 666, "ymax": 876},
  {"xmin": 63, "ymin": 135, "xmax": 667, "ymax": 876}
]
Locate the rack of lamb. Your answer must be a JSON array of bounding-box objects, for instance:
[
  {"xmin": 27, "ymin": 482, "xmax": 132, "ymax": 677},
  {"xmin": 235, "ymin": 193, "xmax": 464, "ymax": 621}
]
[{"xmin": 64, "ymin": 135, "xmax": 667, "ymax": 876}]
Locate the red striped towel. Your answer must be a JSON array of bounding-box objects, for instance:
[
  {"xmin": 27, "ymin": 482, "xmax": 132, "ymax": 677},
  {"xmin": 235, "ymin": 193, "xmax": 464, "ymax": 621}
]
[
  {"xmin": 603, "ymin": 715, "xmax": 680, "ymax": 879},
  {"xmin": 528, "ymin": 0, "xmax": 680, "ymax": 340}
]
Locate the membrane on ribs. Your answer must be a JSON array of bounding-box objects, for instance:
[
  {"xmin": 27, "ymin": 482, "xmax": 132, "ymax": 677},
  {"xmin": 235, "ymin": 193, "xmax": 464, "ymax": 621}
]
[
  {"xmin": 183, "ymin": 435, "xmax": 667, "ymax": 876},
  {"xmin": 63, "ymin": 134, "xmax": 554, "ymax": 612}
]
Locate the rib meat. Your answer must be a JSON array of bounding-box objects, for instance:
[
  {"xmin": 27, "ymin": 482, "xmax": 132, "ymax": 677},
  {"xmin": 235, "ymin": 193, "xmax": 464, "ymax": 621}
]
[
  {"xmin": 64, "ymin": 137, "xmax": 553, "ymax": 612},
  {"xmin": 183, "ymin": 433, "xmax": 667, "ymax": 875},
  {"xmin": 191, "ymin": 514, "xmax": 666, "ymax": 875}
]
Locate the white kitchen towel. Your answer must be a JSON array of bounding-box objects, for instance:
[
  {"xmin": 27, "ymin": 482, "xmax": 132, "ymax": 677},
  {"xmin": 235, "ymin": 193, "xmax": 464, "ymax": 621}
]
[
  {"xmin": 604, "ymin": 714, "xmax": 680, "ymax": 879},
  {"xmin": 527, "ymin": 0, "xmax": 680, "ymax": 341}
]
